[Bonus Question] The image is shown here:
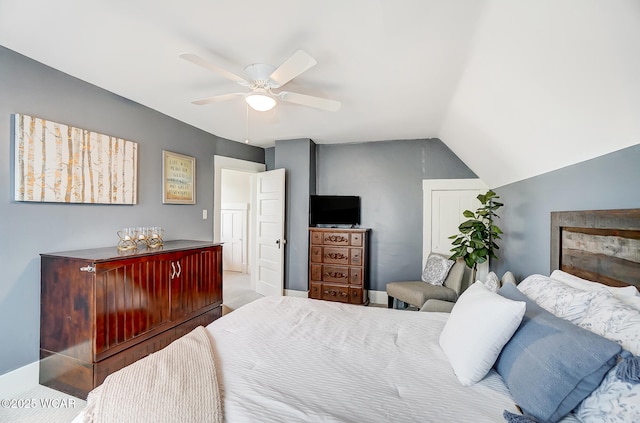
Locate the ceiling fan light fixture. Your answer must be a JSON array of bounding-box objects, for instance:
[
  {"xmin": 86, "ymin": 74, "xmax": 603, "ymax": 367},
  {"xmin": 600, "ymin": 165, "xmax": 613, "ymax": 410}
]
[{"xmin": 245, "ymin": 93, "xmax": 277, "ymax": 111}]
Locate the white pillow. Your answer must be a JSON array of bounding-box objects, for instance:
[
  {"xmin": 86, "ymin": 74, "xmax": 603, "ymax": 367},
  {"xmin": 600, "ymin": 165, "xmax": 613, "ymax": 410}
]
[
  {"xmin": 578, "ymin": 292, "xmax": 640, "ymax": 356},
  {"xmin": 439, "ymin": 281, "xmax": 526, "ymax": 386},
  {"xmin": 518, "ymin": 274, "xmax": 597, "ymax": 324},
  {"xmin": 550, "ymin": 270, "xmax": 639, "ymax": 300},
  {"xmin": 482, "ymin": 271, "xmax": 500, "ymax": 293},
  {"xmin": 421, "ymin": 253, "xmax": 454, "ymax": 286}
]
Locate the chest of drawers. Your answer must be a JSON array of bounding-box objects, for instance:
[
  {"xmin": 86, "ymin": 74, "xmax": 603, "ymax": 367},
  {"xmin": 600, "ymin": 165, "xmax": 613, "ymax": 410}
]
[{"xmin": 308, "ymin": 228, "xmax": 370, "ymax": 305}]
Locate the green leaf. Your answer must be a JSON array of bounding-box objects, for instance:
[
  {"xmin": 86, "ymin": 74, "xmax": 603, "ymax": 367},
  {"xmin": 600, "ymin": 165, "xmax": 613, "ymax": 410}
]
[
  {"xmin": 449, "ymin": 189, "xmax": 504, "ymax": 269},
  {"xmin": 464, "ymin": 256, "xmax": 475, "ymax": 268}
]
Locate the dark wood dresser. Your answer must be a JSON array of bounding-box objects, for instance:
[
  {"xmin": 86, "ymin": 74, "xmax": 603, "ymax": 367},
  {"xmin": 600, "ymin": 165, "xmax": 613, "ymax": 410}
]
[
  {"xmin": 309, "ymin": 228, "xmax": 370, "ymax": 305},
  {"xmin": 39, "ymin": 240, "xmax": 223, "ymax": 399}
]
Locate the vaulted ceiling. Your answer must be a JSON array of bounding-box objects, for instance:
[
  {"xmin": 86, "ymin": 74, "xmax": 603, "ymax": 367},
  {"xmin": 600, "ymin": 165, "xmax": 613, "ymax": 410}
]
[{"xmin": 1, "ymin": 0, "xmax": 638, "ymax": 187}]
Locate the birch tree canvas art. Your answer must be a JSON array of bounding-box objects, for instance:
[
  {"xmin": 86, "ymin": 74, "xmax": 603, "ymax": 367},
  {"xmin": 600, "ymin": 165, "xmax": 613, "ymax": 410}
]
[{"xmin": 13, "ymin": 114, "xmax": 138, "ymax": 204}]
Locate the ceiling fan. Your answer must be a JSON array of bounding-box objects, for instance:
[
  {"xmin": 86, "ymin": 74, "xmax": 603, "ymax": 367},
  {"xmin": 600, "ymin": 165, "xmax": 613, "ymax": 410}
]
[{"xmin": 180, "ymin": 50, "xmax": 341, "ymax": 112}]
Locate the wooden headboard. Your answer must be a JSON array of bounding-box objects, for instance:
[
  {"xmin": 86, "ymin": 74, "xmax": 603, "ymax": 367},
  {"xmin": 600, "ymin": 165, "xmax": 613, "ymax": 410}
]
[{"xmin": 551, "ymin": 209, "xmax": 640, "ymax": 290}]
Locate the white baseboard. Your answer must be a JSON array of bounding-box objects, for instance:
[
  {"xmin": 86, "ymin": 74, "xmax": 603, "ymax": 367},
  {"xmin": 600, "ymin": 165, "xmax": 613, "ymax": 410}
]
[
  {"xmin": 368, "ymin": 290, "xmax": 388, "ymax": 306},
  {"xmin": 284, "ymin": 289, "xmax": 308, "ymax": 298},
  {"xmin": 0, "ymin": 361, "xmax": 39, "ymax": 397}
]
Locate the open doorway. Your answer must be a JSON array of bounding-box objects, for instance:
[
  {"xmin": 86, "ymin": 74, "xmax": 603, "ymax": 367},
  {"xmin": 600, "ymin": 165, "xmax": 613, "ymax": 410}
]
[
  {"xmin": 220, "ymin": 169, "xmax": 250, "ymax": 274},
  {"xmin": 214, "ymin": 156, "xmax": 265, "ymax": 311}
]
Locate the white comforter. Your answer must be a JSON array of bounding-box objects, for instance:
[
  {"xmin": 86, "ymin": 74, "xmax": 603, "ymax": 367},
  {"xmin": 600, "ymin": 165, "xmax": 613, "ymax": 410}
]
[
  {"xmin": 74, "ymin": 295, "xmax": 583, "ymax": 422},
  {"xmin": 206, "ymin": 296, "xmax": 522, "ymax": 422}
]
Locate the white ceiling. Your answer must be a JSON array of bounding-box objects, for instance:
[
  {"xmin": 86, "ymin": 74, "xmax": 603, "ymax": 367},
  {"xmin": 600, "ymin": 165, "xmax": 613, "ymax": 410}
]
[{"xmin": 1, "ymin": 0, "xmax": 638, "ymax": 187}]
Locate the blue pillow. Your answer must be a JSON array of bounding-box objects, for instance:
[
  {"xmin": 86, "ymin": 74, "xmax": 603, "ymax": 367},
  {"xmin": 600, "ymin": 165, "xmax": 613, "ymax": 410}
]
[{"xmin": 496, "ymin": 283, "xmax": 621, "ymax": 423}]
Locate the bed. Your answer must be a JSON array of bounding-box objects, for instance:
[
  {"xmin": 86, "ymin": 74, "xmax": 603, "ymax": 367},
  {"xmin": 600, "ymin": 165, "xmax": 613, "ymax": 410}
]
[{"xmin": 74, "ymin": 208, "xmax": 640, "ymax": 423}]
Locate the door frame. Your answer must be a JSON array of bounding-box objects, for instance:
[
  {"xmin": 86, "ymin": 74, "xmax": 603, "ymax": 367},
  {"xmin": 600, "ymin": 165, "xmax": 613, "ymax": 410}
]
[{"xmin": 214, "ymin": 155, "xmax": 266, "ymax": 285}]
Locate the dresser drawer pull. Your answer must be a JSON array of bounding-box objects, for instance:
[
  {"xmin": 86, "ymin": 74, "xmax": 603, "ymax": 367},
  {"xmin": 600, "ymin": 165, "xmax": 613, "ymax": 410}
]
[
  {"xmin": 323, "ymin": 290, "xmax": 348, "ymax": 297},
  {"xmin": 324, "ymin": 271, "xmax": 347, "ymax": 279},
  {"xmin": 325, "ymin": 253, "xmax": 347, "ymax": 260},
  {"xmin": 326, "ymin": 235, "xmax": 348, "ymax": 243}
]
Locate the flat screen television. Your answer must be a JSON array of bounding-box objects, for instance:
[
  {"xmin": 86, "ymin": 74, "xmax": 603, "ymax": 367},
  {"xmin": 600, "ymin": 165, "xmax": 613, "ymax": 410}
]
[{"xmin": 309, "ymin": 195, "xmax": 360, "ymax": 227}]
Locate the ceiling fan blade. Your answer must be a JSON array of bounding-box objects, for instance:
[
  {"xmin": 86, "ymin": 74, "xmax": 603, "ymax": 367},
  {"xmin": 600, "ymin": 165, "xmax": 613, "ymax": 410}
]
[
  {"xmin": 269, "ymin": 50, "xmax": 317, "ymax": 87},
  {"xmin": 191, "ymin": 92, "xmax": 245, "ymax": 105},
  {"xmin": 179, "ymin": 53, "xmax": 249, "ymax": 86},
  {"xmin": 278, "ymin": 91, "xmax": 341, "ymax": 112}
]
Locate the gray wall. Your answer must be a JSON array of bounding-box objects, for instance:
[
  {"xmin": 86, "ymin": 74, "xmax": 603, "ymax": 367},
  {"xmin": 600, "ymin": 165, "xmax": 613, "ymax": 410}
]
[
  {"xmin": 493, "ymin": 144, "xmax": 640, "ymax": 281},
  {"xmin": 274, "ymin": 139, "xmax": 316, "ymax": 291},
  {"xmin": 264, "ymin": 147, "xmax": 275, "ymax": 170},
  {"xmin": 0, "ymin": 46, "xmax": 264, "ymax": 375},
  {"xmin": 316, "ymin": 139, "xmax": 476, "ymax": 291}
]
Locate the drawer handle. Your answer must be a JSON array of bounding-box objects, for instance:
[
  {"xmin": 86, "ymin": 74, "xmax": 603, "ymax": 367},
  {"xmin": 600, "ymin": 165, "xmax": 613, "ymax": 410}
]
[
  {"xmin": 325, "ymin": 272, "xmax": 347, "ymax": 279},
  {"xmin": 323, "ymin": 290, "xmax": 348, "ymax": 298},
  {"xmin": 325, "ymin": 253, "xmax": 347, "ymax": 260},
  {"xmin": 326, "ymin": 235, "xmax": 348, "ymax": 243}
]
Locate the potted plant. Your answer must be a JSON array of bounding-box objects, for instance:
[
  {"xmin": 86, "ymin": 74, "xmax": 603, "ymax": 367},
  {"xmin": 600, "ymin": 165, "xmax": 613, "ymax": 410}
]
[{"xmin": 448, "ymin": 190, "xmax": 504, "ymax": 277}]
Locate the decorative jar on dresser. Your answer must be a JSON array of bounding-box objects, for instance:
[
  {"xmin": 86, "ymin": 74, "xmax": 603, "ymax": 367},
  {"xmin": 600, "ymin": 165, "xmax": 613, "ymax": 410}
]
[
  {"xmin": 39, "ymin": 240, "xmax": 223, "ymax": 399},
  {"xmin": 308, "ymin": 227, "xmax": 370, "ymax": 305}
]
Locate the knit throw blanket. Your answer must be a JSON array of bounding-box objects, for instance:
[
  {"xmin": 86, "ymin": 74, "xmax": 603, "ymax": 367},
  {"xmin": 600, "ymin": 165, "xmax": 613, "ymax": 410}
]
[{"xmin": 84, "ymin": 326, "xmax": 222, "ymax": 423}]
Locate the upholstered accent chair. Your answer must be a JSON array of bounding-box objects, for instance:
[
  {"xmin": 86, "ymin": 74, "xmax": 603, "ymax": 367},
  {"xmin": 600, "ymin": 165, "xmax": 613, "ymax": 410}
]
[
  {"xmin": 419, "ymin": 271, "xmax": 518, "ymax": 313},
  {"xmin": 386, "ymin": 257, "xmax": 466, "ymax": 309}
]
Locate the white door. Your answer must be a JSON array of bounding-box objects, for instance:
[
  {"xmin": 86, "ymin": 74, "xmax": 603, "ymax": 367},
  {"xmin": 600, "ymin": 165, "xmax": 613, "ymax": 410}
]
[
  {"xmin": 423, "ymin": 179, "xmax": 489, "ymax": 281},
  {"xmin": 430, "ymin": 191, "xmax": 482, "ymax": 255},
  {"xmin": 221, "ymin": 204, "xmax": 247, "ymax": 272},
  {"xmin": 254, "ymin": 168, "xmax": 286, "ymax": 296}
]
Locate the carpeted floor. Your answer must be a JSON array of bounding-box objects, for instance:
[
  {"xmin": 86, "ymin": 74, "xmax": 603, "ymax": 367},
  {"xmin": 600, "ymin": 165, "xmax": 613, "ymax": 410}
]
[{"xmin": 223, "ymin": 270, "xmax": 263, "ymax": 312}]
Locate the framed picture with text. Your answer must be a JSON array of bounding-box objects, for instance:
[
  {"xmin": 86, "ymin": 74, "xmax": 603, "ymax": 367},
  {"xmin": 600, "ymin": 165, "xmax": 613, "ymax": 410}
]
[{"xmin": 162, "ymin": 150, "xmax": 195, "ymax": 204}]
